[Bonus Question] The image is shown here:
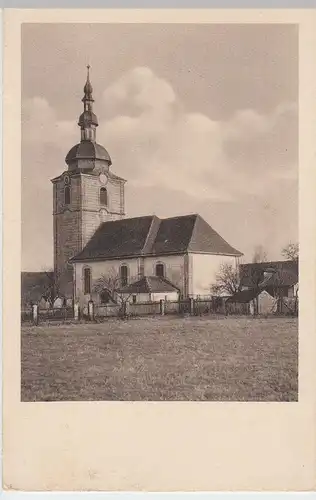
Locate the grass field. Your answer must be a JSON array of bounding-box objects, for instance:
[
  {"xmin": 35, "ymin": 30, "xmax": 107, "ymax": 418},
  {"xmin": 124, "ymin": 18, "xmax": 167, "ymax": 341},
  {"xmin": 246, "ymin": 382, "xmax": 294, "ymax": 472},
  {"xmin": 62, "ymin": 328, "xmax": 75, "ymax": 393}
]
[{"xmin": 21, "ymin": 316, "xmax": 298, "ymax": 402}]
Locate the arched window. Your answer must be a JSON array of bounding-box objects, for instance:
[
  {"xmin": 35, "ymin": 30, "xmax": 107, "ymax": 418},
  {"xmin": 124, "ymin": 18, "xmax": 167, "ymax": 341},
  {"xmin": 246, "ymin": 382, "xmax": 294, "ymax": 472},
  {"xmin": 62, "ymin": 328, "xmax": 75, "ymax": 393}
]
[
  {"xmin": 64, "ymin": 186, "xmax": 70, "ymax": 205},
  {"xmin": 100, "ymin": 187, "xmax": 108, "ymax": 206},
  {"xmin": 83, "ymin": 267, "xmax": 91, "ymax": 294},
  {"xmin": 156, "ymin": 263, "xmax": 165, "ymax": 278},
  {"xmin": 120, "ymin": 265, "xmax": 128, "ymax": 287}
]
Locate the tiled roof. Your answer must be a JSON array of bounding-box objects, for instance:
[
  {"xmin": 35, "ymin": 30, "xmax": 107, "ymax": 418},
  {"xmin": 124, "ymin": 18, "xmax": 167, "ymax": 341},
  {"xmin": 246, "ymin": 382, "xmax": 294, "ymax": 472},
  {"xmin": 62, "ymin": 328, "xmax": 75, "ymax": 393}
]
[
  {"xmin": 71, "ymin": 214, "xmax": 243, "ymax": 262},
  {"xmin": 240, "ymin": 260, "xmax": 298, "ymax": 288},
  {"xmin": 188, "ymin": 214, "xmax": 242, "ymax": 255},
  {"xmin": 118, "ymin": 276, "xmax": 179, "ymax": 294},
  {"xmin": 259, "ymin": 269, "xmax": 298, "ymax": 288},
  {"xmin": 72, "ymin": 216, "xmax": 156, "ymax": 261}
]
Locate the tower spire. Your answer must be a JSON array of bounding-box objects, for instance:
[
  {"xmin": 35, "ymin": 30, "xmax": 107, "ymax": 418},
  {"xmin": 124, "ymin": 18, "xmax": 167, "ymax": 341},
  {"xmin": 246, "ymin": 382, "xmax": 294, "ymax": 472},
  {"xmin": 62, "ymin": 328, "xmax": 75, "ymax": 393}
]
[{"xmin": 78, "ymin": 65, "xmax": 98, "ymax": 142}]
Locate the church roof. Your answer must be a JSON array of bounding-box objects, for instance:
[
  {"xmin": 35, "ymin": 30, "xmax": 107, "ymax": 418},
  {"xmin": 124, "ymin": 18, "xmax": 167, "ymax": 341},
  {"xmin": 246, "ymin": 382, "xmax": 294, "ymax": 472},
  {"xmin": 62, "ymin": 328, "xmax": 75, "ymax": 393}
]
[
  {"xmin": 118, "ymin": 276, "xmax": 179, "ymax": 294},
  {"xmin": 71, "ymin": 214, "xmax": 243, "ymax": 262}
]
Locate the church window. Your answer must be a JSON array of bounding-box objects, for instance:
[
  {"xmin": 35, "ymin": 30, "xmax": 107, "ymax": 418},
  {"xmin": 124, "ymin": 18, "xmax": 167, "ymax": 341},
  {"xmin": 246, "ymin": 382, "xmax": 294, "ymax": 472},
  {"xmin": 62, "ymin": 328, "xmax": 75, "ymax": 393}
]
[
  {"xmin": 64, "ymin": 186, "xmax": 70, "ymax": 205},
  {"xmin": 120, "ymin": 265, "xmax": 128, "ymax": 287},
  {"xmin": 100, "ymin": 187, "xmax": 108, "ymax": 206},
  {"xmin": 156, "ymin": 263, "xmax": 165, "ymax": 278},
  {"xmin": 83, "ymin": 267, "xmax": 91, "ymax": 294}
]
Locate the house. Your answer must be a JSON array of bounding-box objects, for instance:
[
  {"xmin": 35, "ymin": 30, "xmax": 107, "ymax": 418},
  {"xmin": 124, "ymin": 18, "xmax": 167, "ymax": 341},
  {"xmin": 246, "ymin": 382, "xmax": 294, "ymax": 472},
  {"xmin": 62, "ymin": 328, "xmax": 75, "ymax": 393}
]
[
  {"xmin": 239, "ymin": 260, "xmax": 298, "ymax": 298},
  {"xmin": 23, "ymin": 67, "xmax": 243, "ymax": 308},
  {"xmin": 226, "ymin": 288, "xmax": 277, "ymax": 315},
  {"xmin": 232, "ymin": 261, "xmax": 299, "ymax": 315},
  {"xmin": 118, "ymin": 275, "xmax": 180, "ymax": 304}
]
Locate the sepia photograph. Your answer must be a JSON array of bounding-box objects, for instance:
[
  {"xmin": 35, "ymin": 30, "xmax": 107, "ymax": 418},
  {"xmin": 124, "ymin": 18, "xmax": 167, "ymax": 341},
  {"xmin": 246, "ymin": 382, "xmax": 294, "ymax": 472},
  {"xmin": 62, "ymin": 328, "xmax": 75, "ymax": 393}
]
[
  {"xmin": 20, "ymin": 22, "xmax": 298, "ymax": 402},
  {"xmin": 4, "ymin": 7, "xmax": 316, "ymax": 492}
]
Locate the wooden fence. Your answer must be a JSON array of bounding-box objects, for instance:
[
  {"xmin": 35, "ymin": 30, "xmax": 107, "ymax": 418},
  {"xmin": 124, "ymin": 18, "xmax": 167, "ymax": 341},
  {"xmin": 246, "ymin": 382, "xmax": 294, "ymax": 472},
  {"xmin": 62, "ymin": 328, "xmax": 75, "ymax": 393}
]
[{"xmin": 21, "ymin": 295, "xmax": 297, "ymax": 325}]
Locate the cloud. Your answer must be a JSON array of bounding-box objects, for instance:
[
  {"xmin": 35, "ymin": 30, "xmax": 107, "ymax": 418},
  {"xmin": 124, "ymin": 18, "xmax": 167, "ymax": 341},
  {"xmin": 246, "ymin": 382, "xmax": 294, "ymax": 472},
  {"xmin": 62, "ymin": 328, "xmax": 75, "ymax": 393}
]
[
  {"xmin": 22, "ymin": 66, "xmax": 297, "ymax": 203},
  {"xmin": 21, "ymin": 66, "xmax": 298, "ymax": 269},
  {"xmin": 98, "ymin": 67, "xmax": 297, "ymax": 201}
]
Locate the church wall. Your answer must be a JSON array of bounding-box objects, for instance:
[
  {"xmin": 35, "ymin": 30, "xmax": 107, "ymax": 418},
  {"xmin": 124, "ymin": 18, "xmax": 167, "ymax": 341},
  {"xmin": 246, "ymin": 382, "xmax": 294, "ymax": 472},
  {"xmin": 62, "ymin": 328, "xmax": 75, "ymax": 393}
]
[
  {"xmin": 143, "ymin": 255, "xmax": 187, "ymax": 296},
  {"xmin": 74, "ymin": 255, "xmax": 188, "ymax": 305},
  {"xmin": 74, "ymin": 258, "xmax": 140, "ymax": 305},
  {"xmin": 191, "ymin": 253, "xmax": 238, "ymax": 297},
  {"xmin": 73, "ymin": 253, "xmax": 239, "ymax": 304}
]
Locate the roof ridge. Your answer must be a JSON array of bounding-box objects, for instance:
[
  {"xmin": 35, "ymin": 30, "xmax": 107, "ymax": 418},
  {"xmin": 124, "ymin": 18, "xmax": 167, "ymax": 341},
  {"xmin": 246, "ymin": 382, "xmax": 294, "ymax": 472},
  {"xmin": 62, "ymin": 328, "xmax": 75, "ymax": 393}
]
[
  {"xmin": 163, "ymin": 213, "xmax": 198, "ymax": 221},
  {"xmin": 141, "ymin": 215, "xmax": 161, "ymax": 255},
  {"xmin": 187, "ymin": 213, "xmax": 200, "ymax": 251}
]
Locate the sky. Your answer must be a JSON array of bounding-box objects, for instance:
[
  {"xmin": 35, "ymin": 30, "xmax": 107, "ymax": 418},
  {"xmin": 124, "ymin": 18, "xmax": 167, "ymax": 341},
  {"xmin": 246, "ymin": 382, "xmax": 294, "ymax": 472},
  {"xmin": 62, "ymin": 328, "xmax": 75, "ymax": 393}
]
[{"xmin": 21, "ymin": 23, "xmax": 298, "ymax": 271}]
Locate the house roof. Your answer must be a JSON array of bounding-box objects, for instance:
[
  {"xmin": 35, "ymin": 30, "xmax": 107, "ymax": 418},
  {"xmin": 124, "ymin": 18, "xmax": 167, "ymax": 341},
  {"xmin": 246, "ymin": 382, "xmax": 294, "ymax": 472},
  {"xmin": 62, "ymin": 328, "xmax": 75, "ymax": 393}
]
[
  {"xmin": 118, "ymin": 276, "xmax": 179, "ymax": 294},
  {"xmin": 71, "ymin": 214, "xmax": 243, "ymax": 262},
  {"xmin": 226, "ymin": 289, "xmax": 262, "ymax": 303},
  {"xmin": 259, "ymin": 269, "xmax": 298, "ymax": 289},
  {"xmin": 240, "ymin": 260, "xmax": 298, "ymax": 288}
]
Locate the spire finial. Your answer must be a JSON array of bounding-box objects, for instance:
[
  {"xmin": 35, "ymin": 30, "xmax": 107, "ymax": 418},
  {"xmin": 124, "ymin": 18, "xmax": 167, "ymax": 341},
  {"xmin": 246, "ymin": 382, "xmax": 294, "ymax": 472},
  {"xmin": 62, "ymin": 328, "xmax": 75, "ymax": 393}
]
[{"xmin": 83, "ymin": 64, "xmax": 93, "ymax": 98}]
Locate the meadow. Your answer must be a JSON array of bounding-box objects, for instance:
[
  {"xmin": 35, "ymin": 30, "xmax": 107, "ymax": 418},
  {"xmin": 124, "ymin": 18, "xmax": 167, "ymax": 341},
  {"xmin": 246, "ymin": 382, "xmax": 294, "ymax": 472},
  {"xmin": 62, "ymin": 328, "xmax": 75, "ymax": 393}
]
[{"xmin": 21, "ymin": 316, "xmax": 298, "ymax": 402}]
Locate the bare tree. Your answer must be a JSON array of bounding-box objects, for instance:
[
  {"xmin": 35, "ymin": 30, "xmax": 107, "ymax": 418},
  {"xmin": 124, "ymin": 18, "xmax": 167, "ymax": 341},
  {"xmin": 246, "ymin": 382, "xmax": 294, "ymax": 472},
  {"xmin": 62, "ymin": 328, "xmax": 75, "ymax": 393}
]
[
  {"xmin": 93, "ymin": 268, "xmax": 122, "ymax": 299},
  {"xmin": 281, "ymin": 242, "xmax": 299, "ymax": 262},
  {"xmin": 211, "ymin": 263, "xmax": 240, "ymax": 296},
  {"xmin": 93, "ymin": 267, "xmax": 135, "ymax": 316},
  {"xmin": 252, "ymin": 244, "xmax": 268, "ymax": 263},
  {"xmin": 42, "ymin": 267, "xmax": 65, "ymax": 304}
]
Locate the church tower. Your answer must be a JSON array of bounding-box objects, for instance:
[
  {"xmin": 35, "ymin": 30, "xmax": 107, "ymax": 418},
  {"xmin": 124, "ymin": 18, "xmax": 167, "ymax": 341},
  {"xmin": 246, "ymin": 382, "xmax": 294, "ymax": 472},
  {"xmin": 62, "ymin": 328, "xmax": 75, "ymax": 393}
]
[{"xmin": 51, "ymin": 66, "xmax": 126, "ymax": 298}]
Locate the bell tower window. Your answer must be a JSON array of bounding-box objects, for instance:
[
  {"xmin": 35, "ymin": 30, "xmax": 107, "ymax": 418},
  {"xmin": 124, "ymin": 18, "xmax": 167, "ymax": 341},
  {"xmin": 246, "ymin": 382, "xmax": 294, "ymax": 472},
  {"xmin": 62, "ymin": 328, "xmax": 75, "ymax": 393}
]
[
  {"xmin": 100, "ymin": 187, "xmax": 108, "ymax": 206},
  {"xmin": 64, "ymin": 186, "xmax": 70, "ymax": 205}
]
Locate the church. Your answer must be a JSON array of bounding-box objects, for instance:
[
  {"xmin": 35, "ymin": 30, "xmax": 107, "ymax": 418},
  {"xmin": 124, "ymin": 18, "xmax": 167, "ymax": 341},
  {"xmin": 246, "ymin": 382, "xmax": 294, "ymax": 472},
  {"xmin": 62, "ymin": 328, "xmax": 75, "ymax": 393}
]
[{"xmin": 50, "ymin": 67, "xmax": 243, "ymax": 307}]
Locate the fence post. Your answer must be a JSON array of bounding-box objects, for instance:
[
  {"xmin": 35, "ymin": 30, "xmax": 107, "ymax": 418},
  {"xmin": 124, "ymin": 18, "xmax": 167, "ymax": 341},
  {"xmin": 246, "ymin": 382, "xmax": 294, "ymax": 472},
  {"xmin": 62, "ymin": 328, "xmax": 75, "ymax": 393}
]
[
  {"xmin": 74, "ymin": 302, "xmax": 79, "ymax": 321},
  {"xmin": 32, "ymin": 304, "xmax": 38, "ymax": 325},
  {"xmin": 160, "ymin": 299, "xmax": 165, "ymax": 316},
  {"xmin": 190, "ymin": 298, "xmax": 194, "ymax": 316},
  {"xmin": 88, "ymin": 300, "xmax": 94, "ymax": 321},
  {"xmin": 125, "ymin": 301, "xmax": 130, "ymax": 317}
]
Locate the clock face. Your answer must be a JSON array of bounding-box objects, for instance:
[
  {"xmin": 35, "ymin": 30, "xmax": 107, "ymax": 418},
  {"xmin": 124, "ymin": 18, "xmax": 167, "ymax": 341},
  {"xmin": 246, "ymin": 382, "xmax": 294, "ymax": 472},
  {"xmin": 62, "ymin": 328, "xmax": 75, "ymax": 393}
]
[
  {"xmin": 64, "ymin": 175, "xmax": 70, "ymax": 185},
  {"xmin": 99, "ymin": 173, "xmax": 108, "ymax": 185}
]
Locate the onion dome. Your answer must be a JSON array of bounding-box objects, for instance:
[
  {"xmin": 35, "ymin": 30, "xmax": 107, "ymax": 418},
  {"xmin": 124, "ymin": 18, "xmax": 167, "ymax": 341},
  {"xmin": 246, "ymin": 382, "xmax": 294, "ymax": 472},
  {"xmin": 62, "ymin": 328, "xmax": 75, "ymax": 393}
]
[{"xmin": 66, "ymin": 141, "xmax": 112, "ymax": 166}]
